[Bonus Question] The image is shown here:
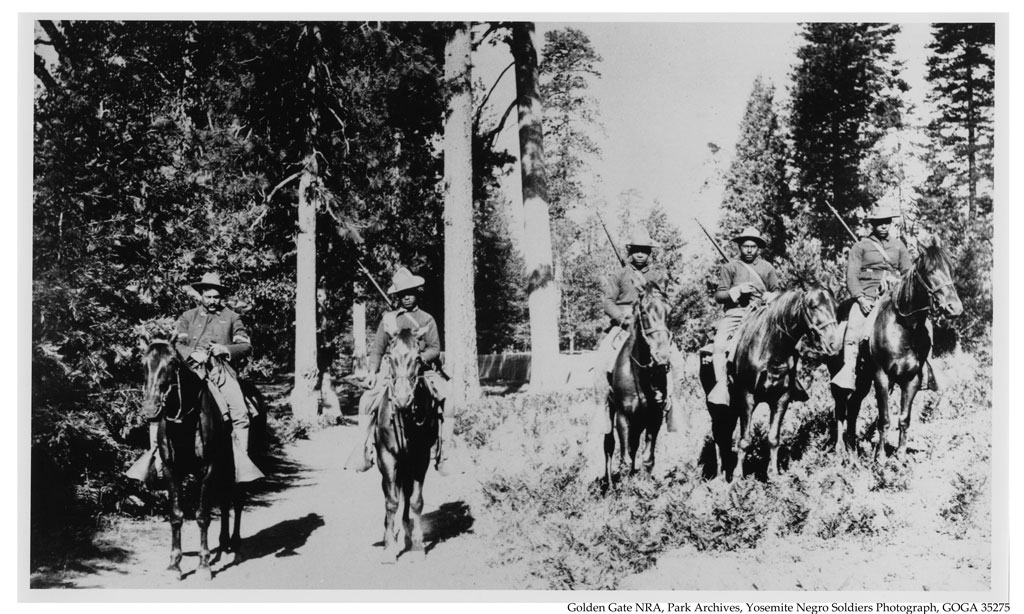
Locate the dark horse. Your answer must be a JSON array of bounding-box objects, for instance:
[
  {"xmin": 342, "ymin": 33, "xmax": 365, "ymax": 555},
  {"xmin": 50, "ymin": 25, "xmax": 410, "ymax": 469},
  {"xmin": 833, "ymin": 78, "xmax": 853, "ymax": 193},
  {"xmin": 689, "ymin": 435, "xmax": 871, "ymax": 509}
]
[
  {"xmin": 700, "ymin": 286, "xmax": 839, "ymax": 480},
  {"xmin": 828, "ymin": 236, "xmax": 962, "ymax": 460},
  {"xmin": 139, "ymin": 338, "xmax": 248, "ymax": 581},
  {"xmin": 375, "ymin": 328, "xmax": 439, "ymax": 563},
  {"xmin": 604, "ymin": 280, "xmax": 672, "ymax": 489}
]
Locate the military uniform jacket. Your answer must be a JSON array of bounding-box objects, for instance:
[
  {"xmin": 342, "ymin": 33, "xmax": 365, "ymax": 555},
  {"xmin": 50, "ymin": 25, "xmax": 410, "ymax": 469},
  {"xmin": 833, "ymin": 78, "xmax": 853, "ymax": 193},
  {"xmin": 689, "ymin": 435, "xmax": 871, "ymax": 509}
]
[
  {"xmin": 846, "ymin": 236, "xmax": 912, "ymax": 299},
  {"xmin": 716, "ymin": 257, "xmax": 780, "ymax": 312},
  {"xmin": 368, "ymin": 307, "xmax": 441, "ymax": 374},
  {"xmin": 602, "ymin": 263, "xmax": 668, "ymax": 324},
  {"xmin": 175, "ymin": 306, "xmax": 252, "ymax": 365}
]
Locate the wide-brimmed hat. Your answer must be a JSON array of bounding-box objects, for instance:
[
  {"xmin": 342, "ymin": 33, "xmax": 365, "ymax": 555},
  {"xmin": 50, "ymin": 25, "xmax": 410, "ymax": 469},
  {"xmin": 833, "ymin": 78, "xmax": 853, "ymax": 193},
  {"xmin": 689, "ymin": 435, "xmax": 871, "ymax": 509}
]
[
  {"xmin": 866, "ymin": 205, "xmax": 900, "ymax": 221},
  {"xmin": 733, "ymin": 226, "xmax": 767, "ymax": 247},
  {"xmin": 192, "ymin": 272, "xmax": 228, "ymax": 294},
  {"xmin": 387, "ymin": 267, "xmax": 425, "ymax": 295},
  {"xmin": 626, "ymin": 228, "xmax": 660, "ymax": 249}
]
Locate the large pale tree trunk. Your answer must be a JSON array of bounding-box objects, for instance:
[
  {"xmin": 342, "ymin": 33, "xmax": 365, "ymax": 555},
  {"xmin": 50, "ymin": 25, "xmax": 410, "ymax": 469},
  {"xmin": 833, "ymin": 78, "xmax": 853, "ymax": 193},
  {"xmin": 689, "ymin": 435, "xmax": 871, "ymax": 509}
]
[
  {"xmin": 511, "ymin": 22, "xmax": 560, "ymax": 390},
  {"xmin": 291, "ymin": 153, "xmax": 320, "ymax": 422},
  {"xmin": 443, "ymin": 23, "xmax": 481, "ymax": 406}
]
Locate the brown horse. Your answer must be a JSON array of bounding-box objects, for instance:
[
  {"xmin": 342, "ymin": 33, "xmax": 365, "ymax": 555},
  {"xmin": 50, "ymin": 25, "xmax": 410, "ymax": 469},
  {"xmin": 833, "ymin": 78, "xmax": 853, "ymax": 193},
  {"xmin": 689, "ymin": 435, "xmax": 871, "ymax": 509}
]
[
  {"xmin": 139, "ymin": 338, "xmax": 247, "ymax": 581},
  {"xmin": 828, "ymin": 236, "xmax": 962, "ymax": 459},
  {"xmin": 604, "ymin": 281, "xmax": 672, "ymax": 489},
  {"xmin": 700, "ymin": 286, "xmax": 839, "ymax": 480},
  {"xmin": 375, "ymin": 328, "xmax": 439, "ymax": 563}
]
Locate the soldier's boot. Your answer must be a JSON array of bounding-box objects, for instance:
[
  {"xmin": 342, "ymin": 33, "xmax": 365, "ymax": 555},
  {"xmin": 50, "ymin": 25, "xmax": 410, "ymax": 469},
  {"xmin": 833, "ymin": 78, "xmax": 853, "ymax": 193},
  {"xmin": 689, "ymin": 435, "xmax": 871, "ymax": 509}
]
[
  {"xmin": 831, "ymin": 342, "xmax": 859, "ymax": 391},
  {"xmin": 922, "ymin": 360, "xmax": 942, "ymax": 392},
  {"xmin": 343, "ymin": 412, "xmax": 377, "ymax": 472},
  {"xmin": 663, "ymin": 374, "xmax": 678, "ymax": 432},
  {"xmin": 231, "ymin": 422, "xmax": 265, "ymax": 483},
  {"xmin": 126, "ymin": 422, "xmax": 162, "ymax": 482},
  {"xmin": 707, "ymin": 352, "xmax": 730, "ymax": 406}
]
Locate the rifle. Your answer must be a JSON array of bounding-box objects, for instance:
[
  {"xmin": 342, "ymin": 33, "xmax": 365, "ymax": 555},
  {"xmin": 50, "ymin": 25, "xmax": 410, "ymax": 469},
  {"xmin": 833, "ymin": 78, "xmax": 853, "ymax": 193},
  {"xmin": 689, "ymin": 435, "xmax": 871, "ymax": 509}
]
[
  {"xmin": 694, "ymin": 218, "xmax": 730, "ymax": 264},
  {"xmin": 594, "ymin": 209, "xmax": 625, "ymax": 267},
  {"xmin": 357, "ymin": 259, "xmax": 394, "ymax": 309},
  {"xmin": 823, "ymin": 201, "xmax": 859, "ymax": 244}
]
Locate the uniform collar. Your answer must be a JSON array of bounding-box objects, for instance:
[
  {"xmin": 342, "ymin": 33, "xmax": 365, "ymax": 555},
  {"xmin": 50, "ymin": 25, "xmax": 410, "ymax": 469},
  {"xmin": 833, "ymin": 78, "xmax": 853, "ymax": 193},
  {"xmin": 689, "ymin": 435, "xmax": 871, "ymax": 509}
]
[
  {"xmin": 630, "ymin": 262, "xmax": 650, "ymax": 274},
  {"xmin": 397, "ymin": 306, "xmax": 420, "ymax": 315},
  {"xmin": 738, "ymin": 256, "xmax": 761, "ymax": 266}
]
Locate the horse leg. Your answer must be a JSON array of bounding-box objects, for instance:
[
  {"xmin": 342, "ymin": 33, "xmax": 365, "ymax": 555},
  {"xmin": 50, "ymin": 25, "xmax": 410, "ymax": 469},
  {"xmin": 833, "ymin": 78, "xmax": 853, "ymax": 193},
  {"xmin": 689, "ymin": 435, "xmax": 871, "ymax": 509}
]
[
  {"xmin": 642, "ymin": 410, "xmax": 661, "ymax": 476},
  {"xmin": 166, "ymin": 473, "xmax": 185, "ymax": 581},
  {"xmin": 232, "ymin": 492, "xmax": 244, "ymax": 555},
  {"xmin": 404, "ymin": 460, "xmax": 428, "ymax": 562},
  {"xmin": 603, "ymin": 430, "xmax": 615, "ymax": 491},
  {"xmin": 896, "ymin": 372, "xmax": 923, "ymax": 457},
  {"xmin": 710, "ymin": 405, "xmax": 738, "ymax": 481},
  {"xmin": 872, "ymin": 370, "xmax": 891, "ymax": 461},
  {"xmin": 379, "ymin": 451, "xmax": 401, "ymax": 564},
  {"xmin": 627, "ymin": 414, "xmax": 643, "ymax": 477},
  {"xmin": 844, "ymin": 369, "xmax": 872, "ymax": 457},
  {"xmin": 734, "ymin": 391, "xmax": 754, "ymax": 480},
  {"xmin": 767, "ymin": 392, "xmax": 792, "ymax": 477},
  {"xmin": 195, "ymin": 465, "xmax": 214, "ymax": 581}
]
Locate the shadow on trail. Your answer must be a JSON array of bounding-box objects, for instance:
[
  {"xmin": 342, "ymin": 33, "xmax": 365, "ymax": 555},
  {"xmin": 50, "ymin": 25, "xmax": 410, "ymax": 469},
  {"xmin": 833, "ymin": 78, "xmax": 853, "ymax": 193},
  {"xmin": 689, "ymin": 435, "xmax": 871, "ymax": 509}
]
[
  {"xmin": 215, "ymin": 512, "xmax": 326, "ymax": 574},
  {"xmin": 423, "ymin": 500, "xmax": 474, "ymax": 553},
  {"xmin": 29, "ymin": 541, "xmax": 135, "ymax": 589}
]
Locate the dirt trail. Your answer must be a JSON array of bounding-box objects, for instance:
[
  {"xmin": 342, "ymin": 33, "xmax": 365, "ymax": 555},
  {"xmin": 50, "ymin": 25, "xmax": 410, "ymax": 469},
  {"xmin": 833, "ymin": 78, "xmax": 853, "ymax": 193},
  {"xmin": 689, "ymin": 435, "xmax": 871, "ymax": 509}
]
[{"xmin": 32, "ymin": 420, "xmax": 515, "ymax": 591}]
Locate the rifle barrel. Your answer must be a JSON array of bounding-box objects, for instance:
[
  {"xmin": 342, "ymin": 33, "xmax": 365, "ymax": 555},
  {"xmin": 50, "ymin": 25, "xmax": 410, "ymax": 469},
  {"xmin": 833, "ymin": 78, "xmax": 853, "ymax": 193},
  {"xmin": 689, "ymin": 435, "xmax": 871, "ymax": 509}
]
[
  {"xmin": 694, "ymin": 218, "xmax": 730, "ymax": 263},
  {"xmin": 357, "ymin": 259, "xmax": 393, "ymax": 309}
]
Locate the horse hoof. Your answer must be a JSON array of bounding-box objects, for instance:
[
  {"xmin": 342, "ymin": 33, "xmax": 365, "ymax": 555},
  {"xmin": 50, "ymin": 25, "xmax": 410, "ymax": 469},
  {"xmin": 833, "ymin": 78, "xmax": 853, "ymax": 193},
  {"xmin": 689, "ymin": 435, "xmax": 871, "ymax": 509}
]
[
  {"xmin": 196, "ymin": 566, "xmax": 213, "ymax": 582},
  {"xmin": 167, "ymin": 566, "xmax": 183, "ymax": 582},
  {"xmin": 380, "ymin": 548, "xmax": 400, "ymax": 565}
]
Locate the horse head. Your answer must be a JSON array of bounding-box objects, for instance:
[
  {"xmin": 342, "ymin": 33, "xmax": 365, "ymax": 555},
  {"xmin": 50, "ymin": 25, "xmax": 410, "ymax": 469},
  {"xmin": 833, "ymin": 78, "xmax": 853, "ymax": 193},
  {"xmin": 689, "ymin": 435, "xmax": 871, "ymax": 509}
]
[
  {"xmin": 141, "ymin": 338, "xmax": 180, "ymax": 420},
  {"xmin": 633, "ymin": 281, "xmax": 672, "ymax": 368},
  {"xmin": 915, "ymin": 234, "xmax": 963, "ymax": 317},
  {"xmin": 801, "ymin": 285, "xmax": 840, "ymax": 355},
  {"xmin": 385, "ymin": 328, "xmax": 423, "ymax": 410}
]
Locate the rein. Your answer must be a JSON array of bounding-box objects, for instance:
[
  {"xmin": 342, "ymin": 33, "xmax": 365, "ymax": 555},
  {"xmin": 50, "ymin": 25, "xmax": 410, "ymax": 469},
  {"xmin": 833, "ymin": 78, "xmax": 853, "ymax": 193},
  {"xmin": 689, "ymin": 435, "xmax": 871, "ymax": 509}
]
[
  {"xmin": 630, "ymin": 294, "xmax": 670, "ymax": 371},
  {"xmin": 893, "ymin": 266, "xmax": 954, "ymax": 319}
]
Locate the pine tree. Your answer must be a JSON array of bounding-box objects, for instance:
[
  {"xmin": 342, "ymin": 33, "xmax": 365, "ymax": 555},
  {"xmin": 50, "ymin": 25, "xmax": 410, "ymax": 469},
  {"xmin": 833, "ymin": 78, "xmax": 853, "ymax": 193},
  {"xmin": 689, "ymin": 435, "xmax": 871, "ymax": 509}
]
[
  {"xmin": 789, "ymin": 22, "xmax": 907, "ymax": 254},
  {"xmin": 924, "ymin": 22, "xmax": 995, "ymax": 222},
  {"xmin": 718, "ymin": 76, "xmax": 791, "ymax": 259}
]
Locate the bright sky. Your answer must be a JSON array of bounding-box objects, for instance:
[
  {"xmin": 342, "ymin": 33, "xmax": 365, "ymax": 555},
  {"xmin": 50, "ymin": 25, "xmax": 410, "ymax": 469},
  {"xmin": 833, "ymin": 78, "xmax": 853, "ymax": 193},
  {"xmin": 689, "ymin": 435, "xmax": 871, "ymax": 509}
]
[{"xmin": 477, "ymin": 20, "xmax": 935, "ymax": 250}]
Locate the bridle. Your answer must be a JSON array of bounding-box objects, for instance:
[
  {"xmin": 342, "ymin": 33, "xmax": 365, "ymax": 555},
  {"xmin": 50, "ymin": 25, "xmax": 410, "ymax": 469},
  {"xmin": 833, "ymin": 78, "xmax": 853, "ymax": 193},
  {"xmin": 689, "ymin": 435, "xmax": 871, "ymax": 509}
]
[
  {"xmin": 895, "ymin": 264, "xmax": 956, "ymax": 319},
  {"xmin": 775, "ymin": 292, "xmax": 837, "ymax": 351},
  {"xmin": 145, "ymin": 341, "xmax": 189, "ymax": 423},
  {"xmin": 630, "ymin": 291, "xmax": 671, "ymax": 370}
]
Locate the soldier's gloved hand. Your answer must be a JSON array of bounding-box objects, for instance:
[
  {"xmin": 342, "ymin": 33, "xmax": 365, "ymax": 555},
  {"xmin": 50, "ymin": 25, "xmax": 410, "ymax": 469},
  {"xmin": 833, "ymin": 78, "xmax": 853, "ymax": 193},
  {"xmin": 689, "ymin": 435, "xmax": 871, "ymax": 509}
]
[
  {"xmin": 728, "ymin": 286, "xmax": 743, "ymax": 303},
  {"xmin": 857, "ymin": 296, "xmax": 874, "ymax": 315},
  {"xmin": 208, "ymin": 343, "xmax": 230, "ymax": 358},
  {"xmin": 189, "ymin": 350, "xmax": 210, "ymax": 364},
  {"xmin": 739, "ymin": 282, "xmax": 756, "ymax": 294},
  {"xmin": 364, "ymin": 373, "xmax": 377, "ymax": 389}
]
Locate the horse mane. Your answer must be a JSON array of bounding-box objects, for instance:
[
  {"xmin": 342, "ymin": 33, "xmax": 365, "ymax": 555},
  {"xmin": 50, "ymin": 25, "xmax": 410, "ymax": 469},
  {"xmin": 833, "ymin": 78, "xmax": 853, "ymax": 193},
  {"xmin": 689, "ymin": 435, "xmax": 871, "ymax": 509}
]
[
  {"xmin": 734, "ymin": 288, "xmax": 805, "ymax": 351},
  {"xmin": 893, "ymin": 241, "xmax": 953, "ymax": 311}
]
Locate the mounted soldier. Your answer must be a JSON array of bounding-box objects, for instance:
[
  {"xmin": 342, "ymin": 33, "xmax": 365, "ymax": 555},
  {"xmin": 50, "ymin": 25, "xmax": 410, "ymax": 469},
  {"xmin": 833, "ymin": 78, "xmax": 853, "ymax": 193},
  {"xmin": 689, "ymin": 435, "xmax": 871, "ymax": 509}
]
[
  {"xmin": 832, "ymin": 205, "xmax": 920, "ymax": 390},
  {"xmin": 597, "ymin": 228, "xmax": 682, "ymax": 429},
  {"xmin": 346, "ymin": 267, "xmax": 450, "ymax": 474},
  {"xmin": 707, "ymin": 226, "xmax": 781, "ymax": 406},
  {"xmin": 173, "ymin": 272, "xmax": 264, "ymax": 483}
]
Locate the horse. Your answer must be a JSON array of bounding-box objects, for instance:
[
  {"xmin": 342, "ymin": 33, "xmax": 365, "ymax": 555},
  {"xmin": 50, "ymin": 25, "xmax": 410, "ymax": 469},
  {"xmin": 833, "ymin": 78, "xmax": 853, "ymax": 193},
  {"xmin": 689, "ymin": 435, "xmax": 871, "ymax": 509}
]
[
  {"xmin": 375, "ymin": 328, "xmax": 440, "ymax": 563},
  {"xmin": 138, "ymin": 337, "xmax": 247, "ymax": 581},
  {"xmin": 700, "ymin": 286, "xmax": 839, "ymax": 480},
  {"xmin": 604, "ymin": 280, "xmax": 673, "ymax": 489},
  {"xmin": 828, "ymin": 236, "xmax": 962, "ymax": 460}
]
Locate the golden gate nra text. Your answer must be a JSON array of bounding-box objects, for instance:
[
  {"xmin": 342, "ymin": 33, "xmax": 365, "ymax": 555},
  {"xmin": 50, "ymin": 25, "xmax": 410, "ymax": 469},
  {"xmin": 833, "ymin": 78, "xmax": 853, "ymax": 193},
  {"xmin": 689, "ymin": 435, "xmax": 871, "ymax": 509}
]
[{"xmin": 565, "ymin": 605, "xmax": 1001, "ymax": 614}]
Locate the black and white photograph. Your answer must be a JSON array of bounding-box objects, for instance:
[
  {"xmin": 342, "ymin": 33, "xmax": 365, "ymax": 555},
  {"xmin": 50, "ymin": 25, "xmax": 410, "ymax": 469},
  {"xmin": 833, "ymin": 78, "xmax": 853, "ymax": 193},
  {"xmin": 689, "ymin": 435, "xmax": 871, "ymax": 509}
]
[{"xmin": 21, "ymin": 10, "xmax": 1010, "ymax": 602}]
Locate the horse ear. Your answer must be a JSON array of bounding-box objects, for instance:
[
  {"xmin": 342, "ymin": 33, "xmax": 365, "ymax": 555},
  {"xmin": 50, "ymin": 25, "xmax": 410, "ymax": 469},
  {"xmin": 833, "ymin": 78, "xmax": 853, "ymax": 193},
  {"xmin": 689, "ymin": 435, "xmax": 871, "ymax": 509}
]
[{"xmin": 917, "ymin": 231, "xmax": 938, "ymax": 249}]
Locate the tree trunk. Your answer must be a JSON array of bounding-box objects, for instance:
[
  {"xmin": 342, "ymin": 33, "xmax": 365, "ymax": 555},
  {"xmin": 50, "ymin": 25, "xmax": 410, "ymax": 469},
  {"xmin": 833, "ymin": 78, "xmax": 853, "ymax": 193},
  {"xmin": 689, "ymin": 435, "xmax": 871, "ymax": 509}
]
[
  {"xmin": 511, "ymin": 22, "xmax": 560, "ymax": 391},
  {"xmin": 291, "ymin": 155, "xmax": 320, "ymax": 423},
  {"xmin": 443, "ymin": 22, "xmax": 481, "ymax": 406}
]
